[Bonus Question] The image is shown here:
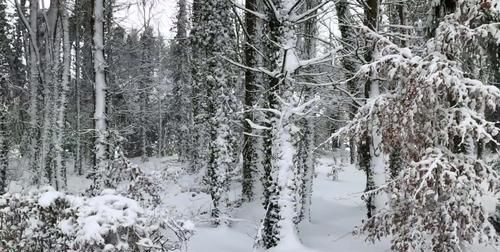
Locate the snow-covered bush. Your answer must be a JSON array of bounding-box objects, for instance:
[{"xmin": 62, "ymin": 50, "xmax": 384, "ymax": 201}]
[
  {"xmin": 0, "ymin": 187, "xmax": 192, "ymax": 251},
  {"xmin": 361, "ymin": 149, "xmax": 498, "ymax": 251},
  {"xmin": 88, "ymin": 141, "xmax": 161, "ymax": 207},
  {"xmin": 0, "ymin": 188, "xmax": 74, "ymax": 251},
  {"xmin": 344, "ymin": 8, "xmax": 500, "ymax": 250}
]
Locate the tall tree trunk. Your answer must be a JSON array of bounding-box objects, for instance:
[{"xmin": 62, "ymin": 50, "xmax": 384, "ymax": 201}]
[
  {"xmin": 0, "ymin": 103, "xmax": 8, "ymax": 194},
  {"xmin": 171, "ymin": 0, "xmax": 191, "ymax": 162},
  {"xmin": 199, "ymin": 0, "xmax": 237, "ymax": 226},
  {"xmin": 259, "ymin": 1, "xmax": 313, "ymax": 247},
  {"xmin": 54, "ymin": 1, "xmax": 71, "ymax": 190},
  {"xmin": 92, "ymin": 0, "xmax": 108, "ymax": 192},
  {"xmin": 189, "ymin": 0, "xmax": 208, "ymax": 173},
  {"xmin": 363, "ymin": 0, "xmax": 388, "ymax": 214},
  {"xmin": 75, "ymin": 1, "xmax": 83, "ymax": 176},
  {"xmin": 335, "ymin": 0, "xmax": 358, "ymax": 164},
  {"xmin": 295, "ymin": 0, "xmax": 319, "ymax": 224},
  {"xmin": 28, "ymin": 0, "xmax": 40, "ymax": 184},
  {"xmin": 41, "ymin": 0, "xmax": 61, "ymax": 187},
  {"xmin": 242, "ymin": 0, "xmax": 259, "ymax": 202}
]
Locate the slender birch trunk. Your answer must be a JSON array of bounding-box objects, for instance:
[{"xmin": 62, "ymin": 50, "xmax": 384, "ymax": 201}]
[{"xmin": 93, "ymin": 0, "xmax": 108, "ymax": 190}]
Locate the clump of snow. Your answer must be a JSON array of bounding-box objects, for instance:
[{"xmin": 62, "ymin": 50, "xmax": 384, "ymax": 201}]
[
  {"xmin": 38, "ymin": 190, "xmax": 64, "ymax": 208},
  {"xmin": 284, "ymin": 49, "xmax": 300, "ymax": 74},
  {"xmin": 0, "ymin": 184, "xmax": 192, "ymax": 251},
  {"xmin": 180, "ymin": 219, "xmax": 195, "ymax": 231}
]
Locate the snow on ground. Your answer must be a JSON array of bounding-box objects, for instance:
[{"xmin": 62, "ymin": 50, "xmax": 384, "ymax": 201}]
[
  {"xmin": 64, "ymin": 154, "xmax": 498, "ymax": 252},
  {"xmin": 132, "ymin": 154, "xmax": 391, "ymax": 252},
  {"xmin": 299, "ymin": 157, "xmax": 391, "ymax": 252}
]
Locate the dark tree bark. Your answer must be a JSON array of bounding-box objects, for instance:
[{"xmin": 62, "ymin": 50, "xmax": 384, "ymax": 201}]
[{"xmin": 242, "ymin": 0, "xmax": 259, "ymax": 202}]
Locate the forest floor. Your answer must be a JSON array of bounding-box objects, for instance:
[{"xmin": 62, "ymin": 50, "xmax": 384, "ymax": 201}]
[{"xmin": 57, "ymin": 153, "xmax": 499, "ymax": 252}]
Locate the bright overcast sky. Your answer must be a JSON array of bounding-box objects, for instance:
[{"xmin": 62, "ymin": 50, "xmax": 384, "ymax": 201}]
[{"xmin": 115, "ymin": 0, "xmax": 177, "ymax": 39}]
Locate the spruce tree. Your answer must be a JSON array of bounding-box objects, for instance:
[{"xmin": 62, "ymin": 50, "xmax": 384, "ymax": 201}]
[{"xmin": 170, "ymin": 0, "xmax": 192, "ymax": 162}]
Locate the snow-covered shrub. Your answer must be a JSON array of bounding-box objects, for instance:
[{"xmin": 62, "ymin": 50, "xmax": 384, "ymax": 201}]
[
  {"xmin": 0, "ymin": 187, "xmax": 74, "ymax": 251},
  {"xmin": 361, "ymin": 149, "xmax": 498, "ymax": 251},
  {"xmin": 113, "ymin": 154, "xmax": 161, "ymax": 207},
  {"xmin": 344, "ymin": 12, "xmax": 500, "ymax": 250},
  {"xmin": 0, "ymin": 188, "xmax": 191, "ymax": 251},
  {"xmin": 140, "ymin": 213, "xmax": 195, "ymax": 251},
  {"xmin": 88, "ymin": 141, "xmax": 160, "ymax": 207}
]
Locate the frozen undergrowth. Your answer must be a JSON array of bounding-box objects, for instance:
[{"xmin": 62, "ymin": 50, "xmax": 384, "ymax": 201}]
[
  {"xmin": 131, "ymin": 154, "xmax": 499, "ymax": 252},
  {"xmin": 4, "ymin": 153, "xmax": 496, "ymax": 252}
]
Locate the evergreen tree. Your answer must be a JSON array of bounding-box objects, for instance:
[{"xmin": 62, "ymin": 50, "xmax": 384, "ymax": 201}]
[{"xmin": 169, "ymin": 0, "xmax": 192, "ymax": 162}]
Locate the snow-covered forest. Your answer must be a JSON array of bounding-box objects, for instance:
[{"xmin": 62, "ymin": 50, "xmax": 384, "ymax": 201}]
[{"xmin": 0, "ymin": 0, "xmax": 499, "ymax": 251}]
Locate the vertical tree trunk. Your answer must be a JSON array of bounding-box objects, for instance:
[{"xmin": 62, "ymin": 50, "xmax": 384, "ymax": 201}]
[
  {"xmin": 335, "ymin": 0, "xmax": 358, "ymax": 164},
  {"xmin": 157, "ymin": 94, "xmax": 163, "ymax": 158},
  {"xmin": 363, "ymin": 0, "xmax": 388, "ymax": 213},
  {"xmin": 259, "ymin": 1, "xmax": 311, "ymax": 247},
  {"xmin": 93, "ymin": 0, "xmax": 108, "ymax": 191},
  {"xmin": 0, "ymin": 103, "xmax": 8, "ymax": 194},
  {"xmin": 75, "ymin": 2, "xmax": 83, "ymax": 176},
  {"xmin": 28, "ymin": 0, "xmax": 40, "ymax": 184},
  {"xmin": 189, "ymin": 0, "xmax": 208, "ymax": 173},
  {"xmin": 171, "ymin": 0, "xmax": 191, "ymax": 162},
  {"xmin": 296, "ymin": 0, "xmax": 319, "ymax": 223},
  {"xmin": 242, "ymin": 0, "xmax": 258, "ymax": 202},
  {"xmin": 398, "ymin": 0, "xmax": 407, "ymax": 47},
  {"xmin": 54, "ymin": 2, "xmax": 71, "ymax": 190},
  {"xmin": 201, "ymin": 0, "xmax": 237, "ymax": 226}
]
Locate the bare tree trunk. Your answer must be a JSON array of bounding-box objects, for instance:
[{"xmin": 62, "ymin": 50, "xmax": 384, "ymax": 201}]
[
  {"xmin": 0, "ymin": 103, "xmax": 8, "ymax": 194},
  {"xmin": 54, "ymin": 2, "xmax": 71, "ymax": 190},
  {"xmin": 28, "ymin": 0, "xmax": 40, "ymax": 184},
  {"xmin": 335, "ymin": 0, "xmax": 358, "ymax": 164},
  {"xmin": 297, "ymin": 0, "xmax": 319, "ymax": 223},
  {"xmin": 363, "ymin": 0, "xmax": 388, "ymax": 215},
  {"xmin": 93, "ymin": 0, "xmax": 108, "ymax": 191},
  {"xmin": 75, "ymin": 2, "xmax": 83, "ymax": 176},
  {"xmin": 259, "ymin": 1, "xmax": 311, "ymax": 247},
  {"xmin": 157, "ymin": 94, "xmax": 163, "ymax": 158},
  {"xmin": 242, "ymin": 0, "xmax": 259, "ymax": 202}
]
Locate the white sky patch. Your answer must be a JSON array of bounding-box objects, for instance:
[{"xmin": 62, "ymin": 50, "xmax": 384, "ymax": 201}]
[{"xmin": 114, "ymin": 0, "xmax": 177, "ymax": 39}]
